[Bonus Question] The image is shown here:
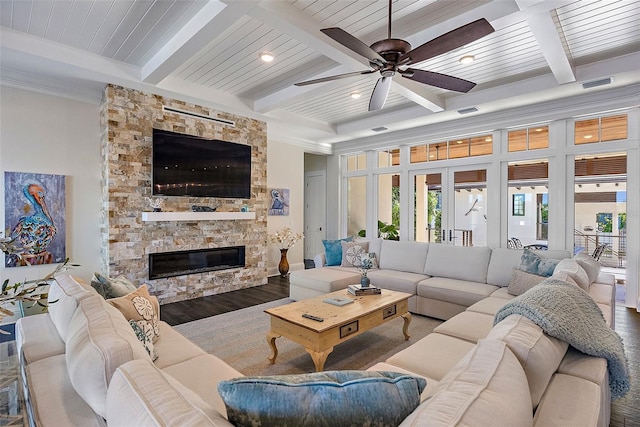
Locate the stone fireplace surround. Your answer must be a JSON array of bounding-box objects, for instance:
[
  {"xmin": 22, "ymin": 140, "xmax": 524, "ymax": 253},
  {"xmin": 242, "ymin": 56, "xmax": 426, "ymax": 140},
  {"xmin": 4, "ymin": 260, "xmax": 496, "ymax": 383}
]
[{"xmin": 100, "ymin": 85, "xmax": 268, "ymax": 305}]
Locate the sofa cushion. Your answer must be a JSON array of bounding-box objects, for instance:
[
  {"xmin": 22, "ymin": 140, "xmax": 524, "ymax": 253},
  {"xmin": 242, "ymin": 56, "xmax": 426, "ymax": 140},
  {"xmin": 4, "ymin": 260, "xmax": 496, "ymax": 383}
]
[
  {"xmin": 385, "ymin": 333, "xmax": 475, "ymax": 381},
  {"xmin": 107, "ymin": 359, "xmax": 232, "ymax": 427},
  {"xmin": 553, "ymin": 259, "xmax": 590, "ymax": 290},
  {"xmin": 507, "ymin": 268, "xmax": 546, "ymax": 296},
  {"xmin": 289, "ymin": 268, "xmax": 360, "ymax": 294},
  {"xmin": 400, "ymin": 339, "xmax": 532, "ymax": 427},
  {"xmin": 433, "ymin": 311, "xmax": 495, "ymax": 343},
  {"xmin": 366, "ymin": 362, "xmax": 438, "ymax": 400},
  {"xmin": 379, "ymin": 240, "xmax": 429, "ymax": 274},
  {"xmin": 487, "ymin": 314, "xmax": 569, "ymax": 408},
  {"xmin": 153, "ymin": 321, "xmax": 207, "ymax": 369},
  {"xmin": 417, "ymin": 277, "xmax": 498, "ymax": 307},
  {"xmin": 424, "ymin": 245, "xmax": 492, "ymax": 283},
  {"xmin": 366, "ymin": 269, "xmax": 428, "ymax": 295},
  {"xmin": 161, "ymin": 353, "xmax": 245, "ymax": 416},
  {"xmin": 65, "ymin": 296, "xmax": 150, "ymax": 418},
  {"xmin": 108, "ymin": 284, "xmax": 160, "ymax": 343},
  {"xmin": 24, "ymin": 354, "xmax": 106, "ymax": 427},
  {"xmin": 533, "ymin": 374, "xmax": 601, "ymax": 426},
  {"xmin": 490, "ymin": 286, "xmax": 517, "ymax": 300},
  {"xmin": 15, "ymin": 313, "xmax": 65, "ymax": 365},
  {"xmin": 465, "ymin": 297, "xmax": 510, "ymax": 316},
  {"xmin": 90, "ymin": 272, "xmax": 138, "ymax": 299},
  {"xmin": 340, "ymin": 240, "xmax": 369, "ymax": 267},
  {"xmin": 48, "ymin": 274, "xmax": 95, "ymax": 342},
  {"xmin": 322, "ymin": 237, "xmax": 353, "ymax": 266},
  {"xmin": 218, "ymin": 371, "xmax": 426, "ymax": 427},
  {"xmin": 574, "ymin": 252, "xmax": 601, "ymax": 284},
  {"xmin": 486, "ymin": 248, "xmax": 525, "ymax": 287}
]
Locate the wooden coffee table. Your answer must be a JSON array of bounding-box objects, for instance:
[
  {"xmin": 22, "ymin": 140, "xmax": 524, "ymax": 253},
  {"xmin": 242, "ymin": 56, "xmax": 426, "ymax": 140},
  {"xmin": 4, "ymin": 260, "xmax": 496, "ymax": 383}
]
[{"xmin": 264, "ymin": 289, "xmax": 412, "ymax": 372}]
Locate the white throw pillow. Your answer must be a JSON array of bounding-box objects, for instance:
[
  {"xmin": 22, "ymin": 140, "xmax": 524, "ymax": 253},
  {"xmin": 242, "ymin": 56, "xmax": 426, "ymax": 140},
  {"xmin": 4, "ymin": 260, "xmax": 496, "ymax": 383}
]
[
  {"xmin": 340, "ymin": 241, "xmax": 370, "ymax": 267},
  {"xmin": 553, "ymin": 259, "xmax": 590, "ymax": 290},
  {"xmin": 574, "ymin": 253, "xmax": 601, "ymax": 284}
]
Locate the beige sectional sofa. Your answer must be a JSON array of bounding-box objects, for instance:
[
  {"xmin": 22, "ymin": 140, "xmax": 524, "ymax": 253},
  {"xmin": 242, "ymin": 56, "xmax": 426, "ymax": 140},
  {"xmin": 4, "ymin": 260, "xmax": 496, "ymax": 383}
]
[
  {"xmin": 290, "ymin": 239, "xmax": 619, "ymax": 426},
  {"xmin": 16, "ymin": 237, "xmax": 619, "ymax": 426}
]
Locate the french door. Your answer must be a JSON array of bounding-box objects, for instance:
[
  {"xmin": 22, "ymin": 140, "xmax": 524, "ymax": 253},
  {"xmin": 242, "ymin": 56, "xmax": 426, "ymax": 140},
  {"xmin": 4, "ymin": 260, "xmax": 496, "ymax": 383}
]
[{"xmin": 412, "ymin": 166, "xmax": 488, "ymax": 246}]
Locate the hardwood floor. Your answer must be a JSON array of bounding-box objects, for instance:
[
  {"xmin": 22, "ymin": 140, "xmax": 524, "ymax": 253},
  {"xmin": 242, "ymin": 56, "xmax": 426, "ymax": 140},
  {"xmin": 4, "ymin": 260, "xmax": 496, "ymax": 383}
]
[
  {"xmin": 161, "ymin": 276, "xmax": 640, "ymax": 425},
  {"xmin": 160, "ymin": 275, "xmax": 289, "ymax": 326}
]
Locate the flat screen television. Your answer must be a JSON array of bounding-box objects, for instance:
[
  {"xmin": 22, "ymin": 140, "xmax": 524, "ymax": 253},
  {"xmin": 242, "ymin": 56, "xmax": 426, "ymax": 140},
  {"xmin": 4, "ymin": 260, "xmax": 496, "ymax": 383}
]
[{"xmin": 152, "ymin": 129, "xmax": 251, "ymax": 198}]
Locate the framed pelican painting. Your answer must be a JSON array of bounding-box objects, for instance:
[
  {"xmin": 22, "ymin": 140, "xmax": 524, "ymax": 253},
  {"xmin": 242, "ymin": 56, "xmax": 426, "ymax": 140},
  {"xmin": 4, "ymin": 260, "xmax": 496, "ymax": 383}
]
[{"xmin": 4, "ymin": 172, "xmax": 66, "ymax": 267}]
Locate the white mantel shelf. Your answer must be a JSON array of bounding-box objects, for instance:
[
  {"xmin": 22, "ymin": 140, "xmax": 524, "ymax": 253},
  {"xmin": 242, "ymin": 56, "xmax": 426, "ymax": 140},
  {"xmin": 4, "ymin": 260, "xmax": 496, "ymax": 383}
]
[{"xmin": 141, "ymin": 211, "xmax": 256, "ymax": 222}]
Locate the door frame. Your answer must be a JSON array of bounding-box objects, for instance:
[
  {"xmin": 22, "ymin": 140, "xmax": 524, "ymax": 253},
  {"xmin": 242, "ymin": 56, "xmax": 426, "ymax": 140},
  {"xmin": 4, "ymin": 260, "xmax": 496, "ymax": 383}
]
[{"xmin": 304, "ymin": 170, "xmax": 326, "ymax": 260}]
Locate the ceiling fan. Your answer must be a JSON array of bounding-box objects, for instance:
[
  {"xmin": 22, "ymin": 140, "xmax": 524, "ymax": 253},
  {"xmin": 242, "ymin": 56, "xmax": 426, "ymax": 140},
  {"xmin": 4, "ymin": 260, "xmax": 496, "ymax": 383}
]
[{"xmin": 294, "ymin": 0, "xmax": 495, "ymax": 111}]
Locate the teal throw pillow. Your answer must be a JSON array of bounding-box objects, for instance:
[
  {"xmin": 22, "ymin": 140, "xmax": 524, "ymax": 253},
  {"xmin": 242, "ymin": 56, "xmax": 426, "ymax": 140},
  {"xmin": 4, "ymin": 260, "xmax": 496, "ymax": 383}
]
[
  {"xmin": 519, "ymin": 249, "xmax": 561, "ymax": 277},
  {"xmin": 218, "ymin": 370, "xmax": 426, "ymax": 427},
  {"xmin": 519, "ymin": 248, "xmax": 540, "ymax": 275},
  {"xmin": 322, "ymin": 237, "xmax": 353, "ymax": 266},
  {"xmin": 90, "ymin": 272, "xmax": 138, "ymax": 299}
]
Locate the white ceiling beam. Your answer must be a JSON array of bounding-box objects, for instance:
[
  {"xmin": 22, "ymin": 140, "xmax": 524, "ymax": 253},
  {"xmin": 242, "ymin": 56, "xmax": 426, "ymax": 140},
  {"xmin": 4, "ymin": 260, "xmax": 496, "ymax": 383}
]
[
  {"xmin": 141, "ymin": 1, "xmax": 259, "ymax": 85},
  {"xmin": 516, "ymin": 0, "xmax": 575, "ymax": 84}
]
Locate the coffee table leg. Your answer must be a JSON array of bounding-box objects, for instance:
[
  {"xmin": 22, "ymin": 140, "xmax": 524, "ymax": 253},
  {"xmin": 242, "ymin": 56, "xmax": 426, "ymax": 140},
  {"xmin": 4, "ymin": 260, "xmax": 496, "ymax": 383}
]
[
  {"xmin": 266, "ymin": 332, "xmax": 280, "ymax": 364},
  {"xmin": 401, "ymin": 313, "xmax": 412, "ymax": 340},
  {"xmin": 305, "ymin": 347, "xmax": 333, "ymax": 372}
]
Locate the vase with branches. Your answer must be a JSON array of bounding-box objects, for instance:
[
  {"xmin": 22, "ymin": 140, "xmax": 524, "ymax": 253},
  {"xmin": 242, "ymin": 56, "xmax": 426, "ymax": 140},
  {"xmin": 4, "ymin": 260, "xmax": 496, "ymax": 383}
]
[
  {"xmin": 0, "ymin": 236, "xmax": 77, "ymax": 330},
  {"xmin": 268, "ymin": 228, "xmax": 304, "ymax": 277}
]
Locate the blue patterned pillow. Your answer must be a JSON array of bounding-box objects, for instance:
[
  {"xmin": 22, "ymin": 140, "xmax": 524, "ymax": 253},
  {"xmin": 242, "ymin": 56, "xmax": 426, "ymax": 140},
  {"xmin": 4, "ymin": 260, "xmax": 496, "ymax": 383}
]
[
  {"xmin": 519, "ymin": 248, "xmax": 540, "ymax": 274},
  {"xmin": 322, "ymin": 237, "xmax": 353, "ymax": 266},
  {"xmin": 519, "ymin": 248, "xmax": 561, "ymax": 277},
  {"xmin": 218, "ymin": 370, "xmax": 426, "ymax": 427}
]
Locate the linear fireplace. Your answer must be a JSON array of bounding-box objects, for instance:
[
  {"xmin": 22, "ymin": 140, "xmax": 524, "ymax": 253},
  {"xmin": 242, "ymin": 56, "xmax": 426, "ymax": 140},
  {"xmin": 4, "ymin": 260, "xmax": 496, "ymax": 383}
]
[{"xmin": 149, "ymin": 246, "xmax": 245, "ymax": 280}]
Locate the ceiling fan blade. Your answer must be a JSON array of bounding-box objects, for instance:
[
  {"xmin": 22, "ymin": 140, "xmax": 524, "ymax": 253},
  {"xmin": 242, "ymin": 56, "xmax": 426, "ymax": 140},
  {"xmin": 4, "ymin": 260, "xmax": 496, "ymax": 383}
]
[
  {"xmin": 295, "ymin": 69, "xmax": 378, "ymax": 86},
  {"xmin": 321, "ymin": 28, "xmax": 386, "ymax": 66},
  {"xmin": 402, "ymin": 69, "xmax": 476, "ymax": 93},
  {"xmin": 399, "ymin": 18, "xmax": 494, "ymax": 65},
  {"xmin": 369, "ymin": 76, "xmax": 392, "ymax": 111}
]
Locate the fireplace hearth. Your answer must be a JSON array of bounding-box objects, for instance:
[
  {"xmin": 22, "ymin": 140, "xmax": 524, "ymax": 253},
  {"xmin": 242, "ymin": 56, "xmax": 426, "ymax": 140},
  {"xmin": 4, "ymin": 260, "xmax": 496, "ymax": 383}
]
[{"xmin": 149, "ymin": 246, "xmax": 245, "ymax": 280}]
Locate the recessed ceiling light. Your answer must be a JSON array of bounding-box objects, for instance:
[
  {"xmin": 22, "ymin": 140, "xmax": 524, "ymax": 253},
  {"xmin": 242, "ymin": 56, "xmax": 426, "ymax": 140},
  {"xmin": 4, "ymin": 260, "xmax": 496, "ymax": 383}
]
[
  {"xmin": 535, "ymin": 128, "xmax": 543, "ymax": 132},
  {"xmin": 456, "ymin": 140, "xmax": 464, "ymax": 144},
  {"xmin": 259, "ymin": 52, "xmax": 274, "ymax": 62},
  {"xmin": 459, "ymin": 55, "xmax": 475, "ymax": 64},
  {"xmin": 485, "ymin": 137, "xmax": 492, "ymax": 142},
  {"xmin": 584, "ymin": 134, "xmax": 593, "ymax": 139},
  {"xmin": 350, "ymin": 92, "xmax": 362, "ymax": 99}
]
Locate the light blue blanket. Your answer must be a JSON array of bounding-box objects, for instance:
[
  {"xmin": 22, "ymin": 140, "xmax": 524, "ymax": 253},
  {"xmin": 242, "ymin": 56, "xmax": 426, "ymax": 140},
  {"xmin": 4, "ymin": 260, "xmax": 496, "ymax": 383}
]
[{"xmin": 494, "ymin": 278, "xmax": 629, "ymax": 399}]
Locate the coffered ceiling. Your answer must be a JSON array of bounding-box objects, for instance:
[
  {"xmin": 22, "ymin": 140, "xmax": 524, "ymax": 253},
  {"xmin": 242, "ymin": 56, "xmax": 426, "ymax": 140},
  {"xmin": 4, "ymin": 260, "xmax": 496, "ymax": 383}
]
[{"xmin": 1, "ymin": 0, "xmax": 638, "ymax": 151}]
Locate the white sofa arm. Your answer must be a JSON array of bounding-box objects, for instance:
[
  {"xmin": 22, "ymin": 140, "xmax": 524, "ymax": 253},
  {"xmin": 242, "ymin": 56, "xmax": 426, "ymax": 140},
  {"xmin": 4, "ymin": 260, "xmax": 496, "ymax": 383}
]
[{"xmin": 313, "ymin": 253, "xmax": 326, "ymax": 268}]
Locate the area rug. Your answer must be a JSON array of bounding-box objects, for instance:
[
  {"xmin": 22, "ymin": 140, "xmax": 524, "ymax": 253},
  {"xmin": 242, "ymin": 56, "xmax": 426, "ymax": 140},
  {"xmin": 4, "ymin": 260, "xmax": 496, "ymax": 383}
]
[{"xmin": 173, "ymin": 298, "xmax": 442, "ymax": 376}]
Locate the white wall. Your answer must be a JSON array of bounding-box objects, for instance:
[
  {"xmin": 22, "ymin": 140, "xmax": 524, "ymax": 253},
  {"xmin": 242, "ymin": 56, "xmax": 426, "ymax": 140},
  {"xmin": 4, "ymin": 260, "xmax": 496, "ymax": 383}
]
[
  {"xmin": 267, "ymin": 139, "xmax": 305, "ymax": 274},
  {"xmin": 0, "ymin": 86, "xmax": 102, "ymax": 285}
]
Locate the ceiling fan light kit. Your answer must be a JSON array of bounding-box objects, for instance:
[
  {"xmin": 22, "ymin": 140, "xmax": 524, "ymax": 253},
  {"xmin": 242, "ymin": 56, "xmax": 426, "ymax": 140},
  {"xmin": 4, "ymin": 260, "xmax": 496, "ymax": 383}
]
[{"xmin": 295, "ymin": 0, "xmax": 494, "ymax": 112}]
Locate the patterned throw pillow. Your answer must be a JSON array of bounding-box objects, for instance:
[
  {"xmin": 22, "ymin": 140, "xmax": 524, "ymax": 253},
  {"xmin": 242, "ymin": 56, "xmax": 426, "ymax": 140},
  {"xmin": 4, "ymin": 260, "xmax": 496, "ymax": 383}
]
[
  {"xmin": 90, "ymin": 272, "xmax": 138, "ymax": 299},
  {"xmin": 218, "ymin": 370, "xmax": 426, "ymax": 427},
  {"xmin": 519, "ymin": 248, "xmax": 560, "ymax": 277},
  {"xmin": 129, "ymin": 320, "xmax": 158, "ymax": 361},
  {"xmin": 341, "ymin": 241, "xmax": 370, "ymax": 267},
  {"xmin": 322, "ymin": 237, "xmax": 353, "ymax": 266},
  {"xmin": 108, "ymin": 285, "xmax": 160, "ymax": 343}
]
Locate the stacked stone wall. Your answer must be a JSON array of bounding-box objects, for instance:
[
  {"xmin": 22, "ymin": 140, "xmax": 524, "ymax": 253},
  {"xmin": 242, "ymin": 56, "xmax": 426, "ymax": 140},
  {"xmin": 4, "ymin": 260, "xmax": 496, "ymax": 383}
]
[{"xmin": 100, "ymin": 85, "xmax": 267, "ymax": 304}]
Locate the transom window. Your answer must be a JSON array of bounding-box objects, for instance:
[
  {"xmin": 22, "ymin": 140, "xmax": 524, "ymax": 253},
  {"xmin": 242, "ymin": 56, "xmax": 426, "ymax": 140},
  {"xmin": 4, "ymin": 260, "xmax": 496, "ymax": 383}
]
[
  {"xmin": 574, "ymin": 114, "xmax": 628, "ymax": 144},
  {"xmin": 410, "ymin": 134, "xmax": 492, "ymax": 164},
  {"xmin": 378, "ymin": 149, "xmax": 400, "ymax": 167},
  {"xmin": 508, "ymin": 126, "xmax": 549, "ymax": 152},
  {"xmin": 346, "ymin": 154, "xmax": 367, "ymax": 171}
]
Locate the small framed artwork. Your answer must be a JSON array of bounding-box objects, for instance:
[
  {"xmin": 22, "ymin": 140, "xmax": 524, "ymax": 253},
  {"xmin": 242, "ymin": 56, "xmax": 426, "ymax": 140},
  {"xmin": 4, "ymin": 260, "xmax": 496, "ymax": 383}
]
[
  {"xmin": 512, "ymin": 194, "xmax": 525, "ymax": 216},
  {"xmin": 268, "ymin": 188, "xmax": 290, "ymax": 216}
]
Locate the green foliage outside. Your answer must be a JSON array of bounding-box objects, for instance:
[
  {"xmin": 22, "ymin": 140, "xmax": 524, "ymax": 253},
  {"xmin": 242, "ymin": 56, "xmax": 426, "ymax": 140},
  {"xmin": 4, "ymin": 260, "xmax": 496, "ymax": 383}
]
[{"xmin": 427, "ymin": 191, "xmax": 442, "ymax": 243}]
